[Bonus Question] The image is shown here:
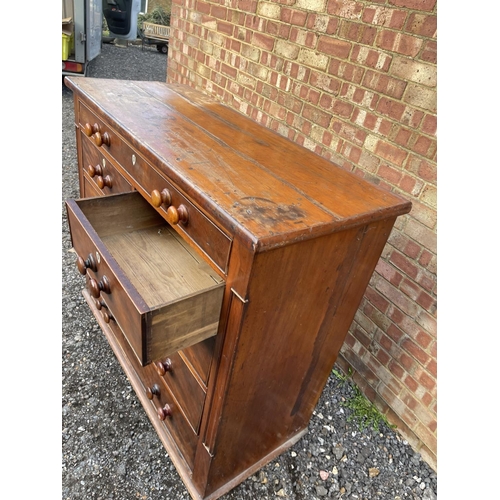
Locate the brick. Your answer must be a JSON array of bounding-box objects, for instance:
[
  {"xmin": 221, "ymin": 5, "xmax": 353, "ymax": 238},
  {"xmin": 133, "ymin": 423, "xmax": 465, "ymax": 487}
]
[
  {"xmin": 353, "ymin": 326, "xmax": 371, "ymax": 348},
  {"xmin": 332, "ymin": 99, "xmax": 354, "ymax": 118},
  {"xmin": 339, "ymin": 20, "xmax": 377, "ymax": 45},
  {"xmin": 415, "ymin": 268, "xmax": 436, "ymax": 294},
  {"xmin": 247, "ymin": 61, "xmax": 269, "ymax": 80},
  {"xmin": 281, "ymin": 8, "xmax": 308, "ymax": 26},
  {"xmin": 376, "ymin": 278, "xmax": 419, "ymax": 317},
  {"xmin": 241, "ymin": 43, "xmax": 260, "ymax": 62},
  {"xmin": 373, "ymin": 137, "xmax": 408, "ymax": 166},
  {"xmin": 377, "ymin": 97, "xmax": 405, "ymax": 120},
  {"xmin": 365, "ymin": 285, "xmax": 390, "ymax": 313},
  {"xmin": 415, "ymin": 367, "xmax": 436, "ymax": 392},
  {"xmin": 257, "ymin": 1, "xmax": 281, "ymax": 19},
  {"xmin": 404, "ymin": 218, "xmax": 437, "ymax": 254},
  {"xmin": 416, "ymin": 309, "xmax": 436, "ymax": 336},
  {"xmin": 298, "ymin": 48, "xmax": 329, "ymax": 70},
  {"xmin": 411, "ymin": 134, "xmax": 435, "ymax": 158},
  {"xmin": 307, "ymin": 13, "xmax": 334, "ymax": 33},
  {"xmin": 296, "ymin": 0, "xmax": 327, "ymax": 10},
  {"xmin": 302, "ymin": 104, "xmax": 332, "ymax": 127},
  {"xmin": 405, "ymin": 12, "xmax": 437, "ymax": 37},
  {"xmin": 327, "ymin": 0, "xmax": 364, "ymax": 19},
  {"xmin": 426, "ymin": 358, "xmax": 437, "ymax": 378},
  {"xmin": 211, "ymin": 5, "xmax": 227, "ymax": 19},
  {"xmin": 409, "ymin": 200, "xmax": 436, "ymax": 229},
  {"xmin": 266, "ymin": 20, "xmax": 291, "ymax": 39},
  {"xmin": 391, "ymin": 56, "xmax": 436, "ymax": 87},
  {"xmin": 277, "ymin": 91, "xmax": 303, "ymax": 113},
  {"xmin": 399, "ymin": 351, "xmax": 415, "ymax": 372},
  {"xmin": 399, "ymin": 277, "xmax": 420, "ymax": 301},
  {"xmin": 404, "ymin": 374, "xmax": 419, "ymax": 392},
  {"xmin": 389, "ymin": 250, "xmax": 419, "ymax": 280},
  {"xmin": 378, "ymin": 163, "xmax": 403, "ymax": 185},
  {"xmin": 398, "ymin": 174, "xmax": 421, "ymax": 197},
  {"xmin": 404, "ymin": 83, "xmax": 436, "ymax": 113},
  {"xmin": 415, "ymin": 329, "xmax": 433, "ymax": 350},
  {"xmin": 275, "ymin": 39, "xmax": 300, "ymax": 60},
  {"xmin": 364, "ymin": 71, "xmax": 407, "ymax": 99},
  {"xmin": 284, "ymin": 61, "xmax": 310, "ymax": 82},
  {"xmin": 376, "ymin": 259, "xmax": 403, "ymax": 286},
  {"xmin": 363, "ymin": 6, "xmax": 407, "ymax": 29},
  {"xmin": 421, "ymin": 114, "xmax": 437, "ymax": 135},
  {"xmin": 405, "ymin": 155, "xmax": 436, "ymax": 183},
  {"xmin": 418, "ymin": 249, "xmax": 432, "ymax": 267},
  {"xmin": 375, "ymin": 346, "xmax": 391, "ymax": 365},
  {"xmin": 252, "ymin": 32, "xmax": 275, "ymax": 51},
  {"xmin": 328, "ymin": 58, "xmax": 364, "ymax": 83},
  {"xmin": 421, "ymin": 40, "xmax": 437, "ymax": 63},
  {"xmin": 388, "ymin": 0, "xmax": 436, "ymax": 12},
  {"xmin": 217, "ymin": 21, "xmax": 234, "ymax": 36},
  {"xmin": 318, "ymin": 36, "xmax": 352, "ymax": 59},
  {"xmin": 220, "ymin": 62, "xmax": 237, "ymax": 78},
  {"xmin": 400, "ymin": 390, "xmax": 418, "ymax": 411},
  {"xmin": 310, "ymin": 71, "xmax": 342, "ymax": 94},
  {"xmin": 420, "ymin": 184, "xmax": 437, "ymax": 209},
  {"xmin": 402, "ymin": 338, "xmax": 429, "ymax": 366},
  {"xmin": 351, "ymin": 46, "xmax": 392, "ymax": 71},
  {"xmin": 237, "ymin": 0, "xmax": 258, "ymax": 13},
  {"xmin": 377, "ymin": 30, "xmax": 423, "ymax": 57},
  {"xmin": 290, "ymin": 27, "xmax": 318, "ymax": 48}
]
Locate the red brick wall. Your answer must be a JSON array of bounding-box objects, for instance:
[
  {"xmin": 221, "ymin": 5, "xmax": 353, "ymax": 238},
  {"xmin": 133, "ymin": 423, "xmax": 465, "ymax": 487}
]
[{"xmin": 166, "ymin": 0, "xmax": 437, "ymax": 470}]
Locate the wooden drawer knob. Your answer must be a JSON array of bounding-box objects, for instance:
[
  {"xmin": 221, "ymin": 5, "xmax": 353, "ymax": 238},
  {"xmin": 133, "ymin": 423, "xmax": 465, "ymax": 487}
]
[
  {"xmin": 83, "ymin": 122, "xmax": 100, "ymax": 137},
  {"xmin": 155, "ymin": 358, "xmax": 172, "ymax": 376},
  {"xmin": 96, "ymin": 175, "xmax": 112, "ymax": 189},
  {"xmin": 93, "ymin": 298, "xmax": 106, "ymax": 310},
  {"xmin": 89, "ymin": 275, "xmax": 111, "ymax": 298},
  {"xmin": 166, "ymin": 205, "xmax": 189, "ymax": 225},
  {"xmin": 94, "ymin": 131, "xmax": 111, "ymax": 147},
  {"xmin": 101, "ymin": 310, "xmax": 113, "ymax": 323},
  {"xmin": 76, "ymin": 254, "xmax": 97, "ymax": 274},
  {"xmin": 88, "ymin": 164, "xmax": 103, "ymax": 177},
  {"xmin": 146, "ymin": 384, "xmax": 161, "ymax": 400},
  {"xmin": 151, "ymin": 188, "xmax": 172, "ymax": 208},
  {"xmin": 157, "ymin": 404, "xmax": 172, "ymax": 420}
]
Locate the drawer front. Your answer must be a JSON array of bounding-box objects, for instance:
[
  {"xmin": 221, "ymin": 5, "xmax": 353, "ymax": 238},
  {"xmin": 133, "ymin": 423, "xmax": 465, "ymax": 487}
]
[
  {"xmin": 77, "ymin": 100, "xmax": 232, "ymax": 274},
  {"xmin": 153, "ymin": 352, "xmax": 206, "ymax": 433},
  {"xmin": 80, "ymin": 133, "xmax": 133, "ymax": 196},
  {"xmin": 78, "ymin": 101, "xmax": 125, "ymax": 163},
  {"xmin": 102, "ymin": 312, "xmax": 198, "ymax": 471},
  {"xmin": 82, "ymin": 177, "xmax": 102, "ymax": 198},
  {"xmin": 143, "ymin": 364, "xmax": 198, "ymax": 471},
  {"xmin": 66, "ymin": 192, "xmax": 225, "ymax": 366},
  {"xmin": 182, "ymin": 337, "xmax": 216, "ymax": 386}
]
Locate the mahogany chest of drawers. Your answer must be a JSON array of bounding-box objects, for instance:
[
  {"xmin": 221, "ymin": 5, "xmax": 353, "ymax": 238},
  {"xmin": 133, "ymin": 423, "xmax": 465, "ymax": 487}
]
[{"xmin": 64, "ymin": 77, "xmax": 411, "ymax": 500}]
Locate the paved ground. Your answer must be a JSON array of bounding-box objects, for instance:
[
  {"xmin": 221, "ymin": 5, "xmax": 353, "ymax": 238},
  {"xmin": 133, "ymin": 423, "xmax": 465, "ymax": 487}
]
[{"xmin": 62, "ymin": 42, "xmax": 437, "ymax": 500}]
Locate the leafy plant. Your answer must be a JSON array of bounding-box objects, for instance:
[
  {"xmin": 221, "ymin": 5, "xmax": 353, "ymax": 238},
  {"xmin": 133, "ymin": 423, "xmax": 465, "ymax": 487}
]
[
  {"xmin": 332, "ymin": 368, "xmax": 396, "ymax": 433},
  {"xmin": 138, "ymin": 6, "xmax": 171, "ymax": 29}
]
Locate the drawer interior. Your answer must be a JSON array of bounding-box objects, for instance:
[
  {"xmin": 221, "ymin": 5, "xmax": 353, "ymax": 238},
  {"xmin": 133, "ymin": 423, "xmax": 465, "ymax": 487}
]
[
  {"xmin": 70, "ymin": 192, "xmax": 225, "ymax": 363},
  {"xmin": 78, "ymin": 193, "xmax": 224, "ymax": 308}
]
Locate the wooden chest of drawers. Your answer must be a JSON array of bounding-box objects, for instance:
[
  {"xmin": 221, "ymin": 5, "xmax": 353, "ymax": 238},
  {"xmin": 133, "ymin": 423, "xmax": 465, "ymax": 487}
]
[{"xmin": 64, "ymin": 77, "xmax": 411, "ymax": 500}]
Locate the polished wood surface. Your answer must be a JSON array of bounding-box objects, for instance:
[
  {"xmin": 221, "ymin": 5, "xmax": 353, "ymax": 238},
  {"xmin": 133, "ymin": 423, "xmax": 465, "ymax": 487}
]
[{"xmin": 65, "ymin": 77, "xmax": 411, "ymax": 500}]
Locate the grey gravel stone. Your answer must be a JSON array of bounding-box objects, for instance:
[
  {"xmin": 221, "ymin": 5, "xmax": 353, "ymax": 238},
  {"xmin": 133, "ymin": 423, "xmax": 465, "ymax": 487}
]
[{"xmin": 62, "ymin": 42, "xmax": 438, "ymax": 500}]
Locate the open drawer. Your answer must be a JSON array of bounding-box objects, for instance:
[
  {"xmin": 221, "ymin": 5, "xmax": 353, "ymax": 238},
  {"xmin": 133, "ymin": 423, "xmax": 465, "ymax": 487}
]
[{"xmin": 66, "ymin": 191, "xmax": 225, "ymax": 366}]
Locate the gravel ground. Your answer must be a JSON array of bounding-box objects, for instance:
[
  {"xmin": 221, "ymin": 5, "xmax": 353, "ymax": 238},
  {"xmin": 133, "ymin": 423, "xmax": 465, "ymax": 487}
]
[{"xmin": 62, "ymin": 42, "xmax": 437, "ymax": 500}]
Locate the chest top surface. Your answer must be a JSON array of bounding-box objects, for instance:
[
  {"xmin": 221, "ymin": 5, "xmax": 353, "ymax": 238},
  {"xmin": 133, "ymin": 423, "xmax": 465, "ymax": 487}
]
[{"xmin": 66, "ymin": 77, "xmax": 411, "ymax": 249}]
